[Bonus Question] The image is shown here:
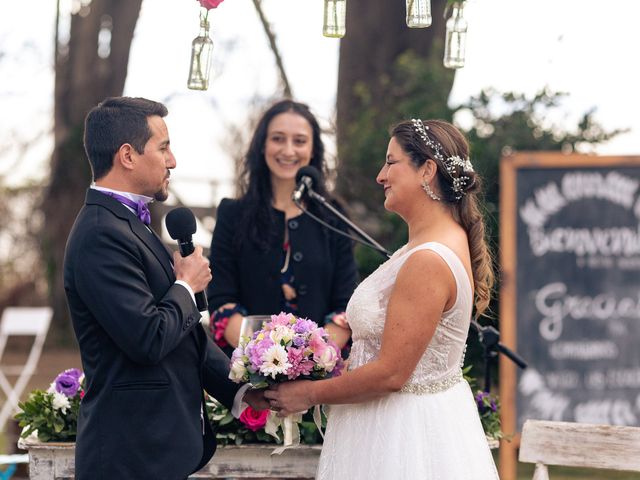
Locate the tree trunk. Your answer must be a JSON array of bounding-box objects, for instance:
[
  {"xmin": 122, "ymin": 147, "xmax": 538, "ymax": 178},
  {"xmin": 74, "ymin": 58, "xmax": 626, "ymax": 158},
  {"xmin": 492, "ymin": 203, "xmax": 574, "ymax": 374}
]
[{"xmin": 42, "ymin": 0, "xmax": 143, "ymax": 344}]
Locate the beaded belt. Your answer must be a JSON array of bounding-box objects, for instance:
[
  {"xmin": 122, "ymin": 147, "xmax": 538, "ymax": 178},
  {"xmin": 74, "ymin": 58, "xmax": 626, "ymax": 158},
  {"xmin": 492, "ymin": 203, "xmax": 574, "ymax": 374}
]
[{"xmin": 399, "ymin": 369, "xmax": 463, "ymax": 395}]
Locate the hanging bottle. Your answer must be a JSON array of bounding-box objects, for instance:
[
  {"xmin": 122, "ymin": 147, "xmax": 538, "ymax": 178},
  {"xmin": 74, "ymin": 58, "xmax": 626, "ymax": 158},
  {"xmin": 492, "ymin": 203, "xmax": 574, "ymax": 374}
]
[
  {"xmin": 443, "ymin": 2, "xmax": 468, "ymax": 69},
  {"xmin": 187, "ymin": 11, "xmax": 214, "ymax": 90},
  {"xmin": 406, "ymin": 0, "xmax": 432, "ymax": 28},
  {"xmin": 323, "ymin": 0, "xmax": 346, "ymax": 38}
]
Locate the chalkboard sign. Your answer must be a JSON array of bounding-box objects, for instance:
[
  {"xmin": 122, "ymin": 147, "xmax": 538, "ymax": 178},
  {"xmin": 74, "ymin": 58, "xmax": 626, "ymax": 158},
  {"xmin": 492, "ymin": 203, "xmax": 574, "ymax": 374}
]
[{"xmin": 499, "ymin": 153, "xmax": 640, "ymax": 447}]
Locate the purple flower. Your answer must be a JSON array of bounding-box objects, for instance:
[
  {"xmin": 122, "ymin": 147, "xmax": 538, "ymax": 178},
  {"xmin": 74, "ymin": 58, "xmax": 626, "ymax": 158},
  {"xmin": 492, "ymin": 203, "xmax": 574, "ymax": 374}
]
[
  {"xmin": 292, "ymin": 336, "xmax": 306, "ymax": 347},
  {"xmin": 293, "ymin": 318, "xmax": 316, "ymax": 334},
  {"xmin": 55, "ymin": 372, "xmax": 81, "ymax": 397},
  {"xmin": 475, "ymin": 390, "xmax": 498, "ymax": 413},
  {"xmin": 247, "ymin": 337, "xmax": 274, "ymax": 370},
  {"xmin": 63, "ymin": 368, "xmax": 82, "ymax": 380}
]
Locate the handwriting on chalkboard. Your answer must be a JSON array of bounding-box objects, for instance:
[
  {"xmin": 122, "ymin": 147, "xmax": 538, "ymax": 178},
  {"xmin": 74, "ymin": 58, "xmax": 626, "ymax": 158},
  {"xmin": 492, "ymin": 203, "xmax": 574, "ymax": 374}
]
[
  {"xmin": 535, "ymin": 281, "xmax": 640, "ymax": 341},
  {"xmin": 510, "ymin": 160, "xmax": 640, "ymax": 430}
]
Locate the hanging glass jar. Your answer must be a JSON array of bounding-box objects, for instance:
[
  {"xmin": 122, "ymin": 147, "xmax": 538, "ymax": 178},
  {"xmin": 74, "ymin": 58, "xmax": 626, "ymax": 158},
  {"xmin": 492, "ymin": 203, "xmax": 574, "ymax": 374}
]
[
  {"xmin": 406, "ymin": 0, "xmax": 432, "ymax": 28},
  {"xmin": 323, "ymin": 0, "xmax": 346, "ymax": 38},
  {"xmin": 187, "ymin": 10, "xmax": 214, "ymax": 90},
  {"xmin": 443, "ymin": 2, "xmax": 468, "ymax": 69}
]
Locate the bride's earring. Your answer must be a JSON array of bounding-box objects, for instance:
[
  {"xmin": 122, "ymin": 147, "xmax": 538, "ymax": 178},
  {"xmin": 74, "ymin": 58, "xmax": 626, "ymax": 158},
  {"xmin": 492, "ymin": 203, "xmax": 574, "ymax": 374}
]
[{"xmin": 421, "ymin": 180, "xmax": 441, "ymax": 201}]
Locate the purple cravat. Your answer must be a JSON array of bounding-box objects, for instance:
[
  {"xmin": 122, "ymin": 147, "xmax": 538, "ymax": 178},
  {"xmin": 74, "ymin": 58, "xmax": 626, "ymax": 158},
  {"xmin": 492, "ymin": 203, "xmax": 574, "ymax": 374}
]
[{"xmin": 104, "ymin": 192, "xmax": 151, "ymax": 225}]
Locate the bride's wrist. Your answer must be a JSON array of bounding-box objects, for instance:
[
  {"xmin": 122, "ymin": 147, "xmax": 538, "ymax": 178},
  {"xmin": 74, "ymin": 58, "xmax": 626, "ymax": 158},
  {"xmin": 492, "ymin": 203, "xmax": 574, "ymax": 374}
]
[{"xmin": 307, "ymin": 380, "xmax": 320, "ymax": 406}]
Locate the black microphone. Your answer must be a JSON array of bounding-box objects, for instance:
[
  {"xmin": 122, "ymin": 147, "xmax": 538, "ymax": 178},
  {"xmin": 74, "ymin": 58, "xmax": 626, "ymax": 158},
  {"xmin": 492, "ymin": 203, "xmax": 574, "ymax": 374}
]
[
  {"xmin": 165, "ymin": 207, "xmax": 208, "ymax": 312},
  {"xmin": 292, "ymin": 165, "xmax": 322, "ymax": 202}
]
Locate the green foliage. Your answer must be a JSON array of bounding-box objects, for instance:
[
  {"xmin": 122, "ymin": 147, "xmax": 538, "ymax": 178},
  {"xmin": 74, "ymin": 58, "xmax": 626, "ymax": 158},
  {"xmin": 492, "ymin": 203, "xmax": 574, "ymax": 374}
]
[
  {"xmin": 464, "ymin": 366, "xmax": 503, "ymax": 441},
  {"xmin": 15, "ymin": 389, "xmax": 81, "ymax": 442}
]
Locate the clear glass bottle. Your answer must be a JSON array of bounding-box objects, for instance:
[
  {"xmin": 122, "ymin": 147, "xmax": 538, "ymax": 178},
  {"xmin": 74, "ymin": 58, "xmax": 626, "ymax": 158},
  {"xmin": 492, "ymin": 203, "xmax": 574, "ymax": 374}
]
[
  {"xmin": 443, "ymin": 2, "xmax": 468, "ymax": 69},
  {"xmin": 323, "ymin": 0, "xmax": 346, "ymax": 38},
  {"xmin": 187, "ymin": 14, "xmax": 214, "ymax": 90},
  {"xmin": 406, "ymin": 0, "xmax": 432, "ymax": 28}
]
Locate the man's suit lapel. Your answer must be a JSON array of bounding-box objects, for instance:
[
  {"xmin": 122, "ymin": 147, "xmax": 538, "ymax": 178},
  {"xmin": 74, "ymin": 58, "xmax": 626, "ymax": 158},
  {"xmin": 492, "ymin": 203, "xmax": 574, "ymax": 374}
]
[{"xmin": 86, "ymin": 189, "xmax": 174, "ymax": 282}]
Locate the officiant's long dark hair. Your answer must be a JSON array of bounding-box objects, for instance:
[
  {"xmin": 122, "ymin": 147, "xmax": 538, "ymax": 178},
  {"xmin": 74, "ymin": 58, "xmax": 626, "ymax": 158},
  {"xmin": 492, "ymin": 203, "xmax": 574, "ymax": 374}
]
[{"xmin": 236, "ymin": 99, "xmax": 337, "ymax": 250}]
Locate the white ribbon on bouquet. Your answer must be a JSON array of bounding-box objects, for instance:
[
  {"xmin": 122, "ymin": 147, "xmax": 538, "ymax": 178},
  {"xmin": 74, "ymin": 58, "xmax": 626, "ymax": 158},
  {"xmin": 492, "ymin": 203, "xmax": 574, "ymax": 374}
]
[
  {"xmin": 265, "ymin": 405, "xmax": 326, "ymax": 455},
  {"xmin": 265, "ymin": 411, "xmax": 303, "ymax": 455}
]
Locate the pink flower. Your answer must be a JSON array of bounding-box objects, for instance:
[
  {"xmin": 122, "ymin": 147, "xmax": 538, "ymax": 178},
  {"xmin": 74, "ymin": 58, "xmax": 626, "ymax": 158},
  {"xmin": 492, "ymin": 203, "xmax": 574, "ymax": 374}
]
[
  {"xmin": 286, "ymin": 347, "xmax": 314, "ymax": 379},
  {"xmin": 270, "ymin": 312, "xmax": 294, "ymax": 327},
  {"xmin": 239, "ymin": 406, "xmax": 269, "ymax": 431},
  {"xmin": 198, "ymin": 0, "xmax": 225, "ymax": 9},
  {"xmin": 313, "ymin": 342, "xmax": 339, "ymax": 371}
]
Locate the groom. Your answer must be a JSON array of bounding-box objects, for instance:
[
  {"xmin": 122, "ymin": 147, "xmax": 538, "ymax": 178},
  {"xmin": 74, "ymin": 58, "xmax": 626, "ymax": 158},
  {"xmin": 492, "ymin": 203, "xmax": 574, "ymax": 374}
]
[{"xmin": 64, "ymin": 96, "xmax": 266, "ymax": 479}]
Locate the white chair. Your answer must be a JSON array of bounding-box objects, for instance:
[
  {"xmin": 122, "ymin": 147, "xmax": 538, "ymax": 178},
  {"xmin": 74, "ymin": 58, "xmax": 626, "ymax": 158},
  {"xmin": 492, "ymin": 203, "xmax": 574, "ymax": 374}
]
[
  {"xmin": 519, "ymin": 419, "xmax": 640, "ymax": 479},
  {"xmin": 0, "ymin": 307, "xmax": 52, "ymax": 432}
]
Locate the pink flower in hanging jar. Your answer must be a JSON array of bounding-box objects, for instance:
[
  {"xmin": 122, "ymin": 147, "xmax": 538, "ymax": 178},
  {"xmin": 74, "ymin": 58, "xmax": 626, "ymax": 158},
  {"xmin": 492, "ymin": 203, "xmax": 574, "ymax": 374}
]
[{"xmin": 198, "ymin": 0, "xmax": 224, "ymax": 9}]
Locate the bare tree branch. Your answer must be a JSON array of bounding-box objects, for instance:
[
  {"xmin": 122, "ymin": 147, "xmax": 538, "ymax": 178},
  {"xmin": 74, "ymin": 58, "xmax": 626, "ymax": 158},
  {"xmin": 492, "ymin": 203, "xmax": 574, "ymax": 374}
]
[{"xmin": 251, "ymin": 0, "xmax": 292, "ymax": 99}]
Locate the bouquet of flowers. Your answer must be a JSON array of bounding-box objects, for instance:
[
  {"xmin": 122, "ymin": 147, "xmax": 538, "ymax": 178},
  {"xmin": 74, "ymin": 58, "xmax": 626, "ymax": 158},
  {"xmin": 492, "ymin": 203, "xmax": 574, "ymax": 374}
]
[
  {"xmin": 15, "ymin": 368, "xmax": 84, "ymax": 442},
  {"xmin": 229, "ymin": 312, "xmax": 344, "ymax": 387},
  {"xmin": 228, "ymin": 312, "xmax": 343, "ymax": 452}
]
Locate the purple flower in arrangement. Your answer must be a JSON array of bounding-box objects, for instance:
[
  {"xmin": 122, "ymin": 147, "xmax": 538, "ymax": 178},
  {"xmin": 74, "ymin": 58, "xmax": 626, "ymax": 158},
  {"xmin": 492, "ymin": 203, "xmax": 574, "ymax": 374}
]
[
  {"xmin": 475, "ymin": 390, "xmax": 498, "ymax": 413},
  {"xmin": 248, "ymin": 337, "xmax": 275, "ymax": 370},
  {"xmin": 293, "ymin": 318, "xmax": 316, "ymax": 334},
  {"xmin": 55, "ymin": 371, "xmax": 82, "ymax": 397},
  {"xmin": 63, "ymin": 368, "xmax": 83, "ymax": 380}
]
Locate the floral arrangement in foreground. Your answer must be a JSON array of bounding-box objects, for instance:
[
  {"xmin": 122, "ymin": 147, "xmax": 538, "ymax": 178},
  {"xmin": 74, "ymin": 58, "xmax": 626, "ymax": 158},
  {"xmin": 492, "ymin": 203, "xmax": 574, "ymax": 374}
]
[
  {"xmin": 15, "ymin": 368, "xmax": 84, "ymax": 442},
  {"xmin": 463, "ymin": 366, "xmax": 503, "ymax": 441}
]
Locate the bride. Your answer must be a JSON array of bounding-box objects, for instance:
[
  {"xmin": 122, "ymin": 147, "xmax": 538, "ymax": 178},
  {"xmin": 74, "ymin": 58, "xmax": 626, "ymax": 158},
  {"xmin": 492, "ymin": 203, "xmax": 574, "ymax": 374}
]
[{"xmin": 264, "ymin": 118, "xmax": 499, "ymax": 479}]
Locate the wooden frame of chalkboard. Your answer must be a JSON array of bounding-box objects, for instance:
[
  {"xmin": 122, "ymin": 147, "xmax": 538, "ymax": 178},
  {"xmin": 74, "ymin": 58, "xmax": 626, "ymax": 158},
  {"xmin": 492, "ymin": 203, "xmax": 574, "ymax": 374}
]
[{"xmin": 498, "ymin": 152, "xmax": 640, "ymax": 479}]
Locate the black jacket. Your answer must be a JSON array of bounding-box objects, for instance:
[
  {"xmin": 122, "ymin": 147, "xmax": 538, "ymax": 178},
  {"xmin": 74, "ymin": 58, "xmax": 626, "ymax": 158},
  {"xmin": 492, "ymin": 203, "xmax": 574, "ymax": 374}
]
[
  {"xmin": 64, "ymin": 189, "xmax": 239, "ymax": 480},
  {"xmin": 207, "ymin": 198, "xmax": 358, "ymax": 324}
]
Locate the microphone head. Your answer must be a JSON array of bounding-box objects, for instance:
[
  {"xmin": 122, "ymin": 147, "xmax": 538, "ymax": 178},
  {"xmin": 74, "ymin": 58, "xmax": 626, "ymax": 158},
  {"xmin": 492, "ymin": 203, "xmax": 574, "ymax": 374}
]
[
  {"xmin": 295, "ymin": 165, "xmax": 321, "ymax": 186},
  {"xmin": 165, "ymin": 207, "xmax": 197, "ymax": 240}
]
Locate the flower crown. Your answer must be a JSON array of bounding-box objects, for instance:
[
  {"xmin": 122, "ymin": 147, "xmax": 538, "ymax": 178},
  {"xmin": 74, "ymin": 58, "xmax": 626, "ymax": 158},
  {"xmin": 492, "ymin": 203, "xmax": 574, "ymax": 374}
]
[{"xmin": 411, "ymin": 118, "xmax": 474, "ymax": 200}]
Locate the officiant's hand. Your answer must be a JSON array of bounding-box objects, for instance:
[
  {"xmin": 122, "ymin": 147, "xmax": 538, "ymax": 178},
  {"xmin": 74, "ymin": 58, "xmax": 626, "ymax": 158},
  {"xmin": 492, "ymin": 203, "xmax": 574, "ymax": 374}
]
[
  {"xmin": 244, "ymin": 388, "xmax": 270, "ymax": 411},
  {"xmin": 264, "ymin": 381, "xmax": 313, "ymax": 417}
]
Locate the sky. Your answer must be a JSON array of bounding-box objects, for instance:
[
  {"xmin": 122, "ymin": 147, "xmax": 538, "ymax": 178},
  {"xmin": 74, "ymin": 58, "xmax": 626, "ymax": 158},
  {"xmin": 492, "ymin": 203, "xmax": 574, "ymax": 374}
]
[{"xmin": 1, "ymin": 0, "xmax": 639, "ymax": 211}]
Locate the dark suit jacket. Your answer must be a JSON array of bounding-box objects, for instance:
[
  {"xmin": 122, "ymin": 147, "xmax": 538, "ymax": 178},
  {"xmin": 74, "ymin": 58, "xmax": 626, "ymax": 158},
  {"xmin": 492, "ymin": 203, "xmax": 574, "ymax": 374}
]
[
  {"xmin": 64, "ymin": 189, "xmax": 240, "ymax": 480},
  {"xmin": 207, "ymin": 198, "xmax": 358, "ymax": 323}
]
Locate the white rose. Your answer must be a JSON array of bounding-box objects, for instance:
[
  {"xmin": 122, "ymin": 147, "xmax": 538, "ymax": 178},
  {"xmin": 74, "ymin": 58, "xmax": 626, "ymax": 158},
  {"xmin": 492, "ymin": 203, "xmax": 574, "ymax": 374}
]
[
  {"xmin": 269, "ymin": 325, "xmax": 294, "ymax": 345},
  {"xmin": 229, "ymin": 358, "xmax": 248, "ymax": 382}
]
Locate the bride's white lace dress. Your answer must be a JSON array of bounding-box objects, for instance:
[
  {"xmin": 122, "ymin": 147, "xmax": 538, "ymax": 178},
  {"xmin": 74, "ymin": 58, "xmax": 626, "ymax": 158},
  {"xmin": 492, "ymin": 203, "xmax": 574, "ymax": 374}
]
[{"xmin": 317, "ymin": 242, "xmax": 499, "ymax": 479}]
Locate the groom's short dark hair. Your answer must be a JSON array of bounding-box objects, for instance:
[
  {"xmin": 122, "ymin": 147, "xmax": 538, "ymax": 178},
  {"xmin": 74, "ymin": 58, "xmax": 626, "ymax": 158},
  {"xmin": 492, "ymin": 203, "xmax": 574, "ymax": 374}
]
[{"xmin": 83, "ymin": 96, "xmax": 168, "ymax": 181}]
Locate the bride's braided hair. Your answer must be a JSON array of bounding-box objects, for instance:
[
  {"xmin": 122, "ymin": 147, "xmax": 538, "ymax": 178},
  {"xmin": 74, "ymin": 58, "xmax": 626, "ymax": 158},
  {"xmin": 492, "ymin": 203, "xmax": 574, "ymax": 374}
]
[{"xmin": 391, "ymin": 119, "xmax": 494, "ymax": 319}]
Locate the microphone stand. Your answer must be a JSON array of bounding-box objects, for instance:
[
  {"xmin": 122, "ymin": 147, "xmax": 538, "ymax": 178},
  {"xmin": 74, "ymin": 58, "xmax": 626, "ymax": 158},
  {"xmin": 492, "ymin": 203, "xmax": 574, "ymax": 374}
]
[
  {"xmin": 470, "ymin": 319, "xmax": 527, "ymax": 393},
  {"xmin": 294, "ymin": 188, "xmax": 392, "ymax": 258}
]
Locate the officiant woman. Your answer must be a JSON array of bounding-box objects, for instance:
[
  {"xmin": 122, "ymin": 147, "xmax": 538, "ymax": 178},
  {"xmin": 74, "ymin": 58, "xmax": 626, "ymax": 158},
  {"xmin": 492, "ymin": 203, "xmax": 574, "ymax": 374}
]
[{"xmin": 207, "ymin": 99, "xmax": 358, "ymax": 356}]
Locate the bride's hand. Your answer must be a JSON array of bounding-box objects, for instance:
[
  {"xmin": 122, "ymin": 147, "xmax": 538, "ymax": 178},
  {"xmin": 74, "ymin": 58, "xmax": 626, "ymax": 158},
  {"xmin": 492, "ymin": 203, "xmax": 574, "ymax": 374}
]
[{"xmin": 264, "ymin": 381, "xmax": 314, "ymax": 417}]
